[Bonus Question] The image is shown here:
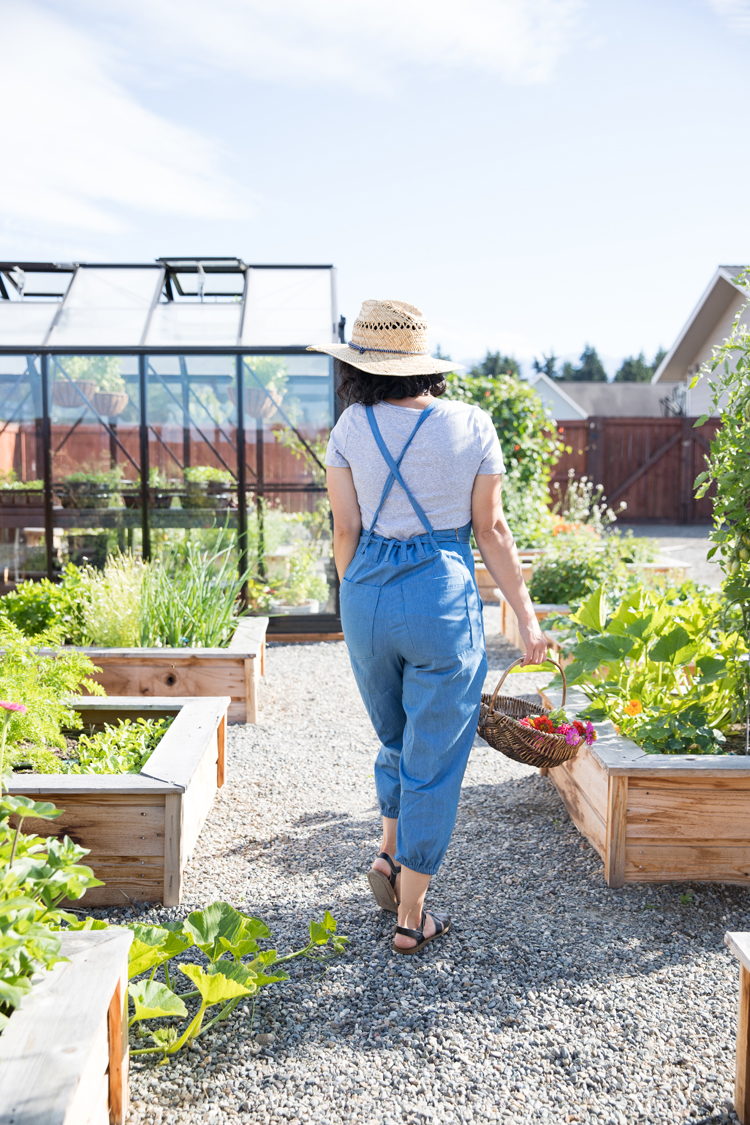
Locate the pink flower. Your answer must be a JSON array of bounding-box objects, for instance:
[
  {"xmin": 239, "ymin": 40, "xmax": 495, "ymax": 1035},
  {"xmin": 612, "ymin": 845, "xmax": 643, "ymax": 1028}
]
[
  {"xmin": 585, "ymin": 722, "xmax": 597, "ymax": 745},
  {"xmin": 0, "ymin": 701, "xmax": 26, "ymax": 715}
]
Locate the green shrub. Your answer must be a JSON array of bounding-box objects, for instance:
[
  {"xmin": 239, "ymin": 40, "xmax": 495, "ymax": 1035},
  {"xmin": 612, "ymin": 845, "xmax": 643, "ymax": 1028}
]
[
  {"xmin": 68, "ymin": 717, "xmax": 172, "ymax": 775},
  {"xmin": 78, "ymin": 554, "xmax": 145, "ymax": 647}
]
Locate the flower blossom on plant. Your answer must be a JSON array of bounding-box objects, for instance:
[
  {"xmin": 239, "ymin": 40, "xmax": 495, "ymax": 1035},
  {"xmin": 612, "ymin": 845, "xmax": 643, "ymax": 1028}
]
[
  {"xmin": 624, "ymin": 699, "xmax": 642, "ymax": 717},
  {"xmin": 0, "ymin": 701, "xmax": 26, "ymax": 715},
  {"xmin": 518, "ymin": 710, "xmax": 597, "ymax": 746}
]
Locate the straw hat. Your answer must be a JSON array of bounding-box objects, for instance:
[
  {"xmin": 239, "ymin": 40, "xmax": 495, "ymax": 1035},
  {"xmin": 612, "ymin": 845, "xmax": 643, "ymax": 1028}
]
[{"xmin": 307, "ymin": 298, "xmax": 461, "ymax": 376}]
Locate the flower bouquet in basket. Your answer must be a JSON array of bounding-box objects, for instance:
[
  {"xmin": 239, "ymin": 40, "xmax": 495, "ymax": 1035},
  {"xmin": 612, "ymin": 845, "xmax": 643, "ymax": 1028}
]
[{"xmin": 520, "ymin": 707, "xmax": 597, "ymax": 748}]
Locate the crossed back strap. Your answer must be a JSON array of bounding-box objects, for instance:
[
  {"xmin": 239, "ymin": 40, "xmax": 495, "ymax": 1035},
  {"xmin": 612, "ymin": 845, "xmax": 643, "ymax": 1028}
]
[{"xmin": 365, "ymin": 404, "xmax": 436, "ymax": 541}]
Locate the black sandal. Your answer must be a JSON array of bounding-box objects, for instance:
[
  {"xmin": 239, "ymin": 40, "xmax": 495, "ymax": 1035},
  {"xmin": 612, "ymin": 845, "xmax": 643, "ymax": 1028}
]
[
  {"xmin": 393, "ymin": 909, "xmax": 451, "ymax": 955},
  {"xmin": 366, "ymin": 852, "xmax": 401, "ymax": 913}
]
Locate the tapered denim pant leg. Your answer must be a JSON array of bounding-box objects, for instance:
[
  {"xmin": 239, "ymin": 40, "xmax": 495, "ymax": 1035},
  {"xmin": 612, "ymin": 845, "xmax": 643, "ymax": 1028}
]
[{"xmin": 341, "ymin": 524, "xmax": 487, "ymax": 876}]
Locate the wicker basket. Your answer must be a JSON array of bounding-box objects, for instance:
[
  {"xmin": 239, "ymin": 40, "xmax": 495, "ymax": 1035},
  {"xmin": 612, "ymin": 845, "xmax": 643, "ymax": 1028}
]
[{"xmin": 477, "ymin": 656, "xmax": 583, "ymax": 769}]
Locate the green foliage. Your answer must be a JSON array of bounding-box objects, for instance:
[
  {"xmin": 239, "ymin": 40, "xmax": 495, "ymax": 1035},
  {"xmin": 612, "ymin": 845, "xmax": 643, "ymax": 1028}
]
[
  {"xmin": 559, "ymin": 345, "xmax": 607, "ymax": 383},
  {"xmin": 443, "ymin": 369, "xmax": 561, "ymax": 548},
  {"xmin": 0, "ymin": 624, "xmax": 104, "ymax": 753},
  {"xmin": 468, "ymin": 351, "xmax": 521, "ymax": 379},
  {"xmin": 551, "ymin": 469, "xmax": 624, "ymax": 533},
  {"xmin": 0, "ymin": 470, "xmax": 43, "ymax": 490},
  {"xmin": 127, "ymin": 903, "xmax": 347, "ymax": 1060},
  {"xmin": 532, "ymin": 354, "xmax": 558, "ymax": 380},
  {"xmin": 614, "ymin": 348, "xmax": 666, "ymax": 383},
  {"xmin": 78, "ymin": 554, "xmax": 145, "ymax": 647},
  {"xmin": 68, "ymin": 717, "xmax": 172, "ymax": 775},
  {"xmin": 0, "ymin": 777, "xmax": 102, "ymax": 1026},
  {"xmin": 0, "ymin": 569, "xmax": 87, "ymax": 642},
  {"xmin": 141, "ymin": 536, "xmax": 247, "ymax": 647},
  {"xmin": 63, "ymin": 466, "xmax": 126, "ymax": 487},
  {"xmin": 554, "ymin": 585, "xmax": 745, "ymax": 753},
  {"xmin": 528, "ymin": 533, "xmax": 658, "ymax": 606},
  {"xmin": 278, "ymin": 546, "xmax": 329, "ymax": 607},
  {"xmin": 693, "ymin": 278, "xmax": 750, "ymax": 749},
  {"xmin": 183, "ymin": 465, "xmax": 233, "ymax": 484}
]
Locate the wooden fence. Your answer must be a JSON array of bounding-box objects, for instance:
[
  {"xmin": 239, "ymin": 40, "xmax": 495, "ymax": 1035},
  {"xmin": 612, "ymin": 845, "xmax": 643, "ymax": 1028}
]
[{"xmin": 552, "ymin": 416, "xmax": 720, "ymax": 524}]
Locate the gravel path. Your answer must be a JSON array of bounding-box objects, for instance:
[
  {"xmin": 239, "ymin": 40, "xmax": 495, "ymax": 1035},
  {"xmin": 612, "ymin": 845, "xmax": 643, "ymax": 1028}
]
[{"xmin": 118, "ymin": 610, "xmax": 748, "ymax": 1125}]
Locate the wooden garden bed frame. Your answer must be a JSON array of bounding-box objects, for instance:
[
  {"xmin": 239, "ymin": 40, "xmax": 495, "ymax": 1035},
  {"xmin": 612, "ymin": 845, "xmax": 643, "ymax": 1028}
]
[
  {"xmin": 8, "ymin": 695, "xmax": 229, "ymax": 907},
  {"xmin": 66, "ymin": 616, "xmax": 267, "ymax": 724},
  {"xmin": 541, "ymin": 686, "xmax": 750, "ymax": 889},
  {"xmin": 0, "ymin": 928, "xmax": 133, "ymax": 1125}
]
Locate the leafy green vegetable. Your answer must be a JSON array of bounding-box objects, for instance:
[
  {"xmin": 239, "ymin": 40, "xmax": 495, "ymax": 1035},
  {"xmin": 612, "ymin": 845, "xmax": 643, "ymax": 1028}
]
[{"xmin": 69, "ymin": 717, "xmax": 172, "ymax": 775}]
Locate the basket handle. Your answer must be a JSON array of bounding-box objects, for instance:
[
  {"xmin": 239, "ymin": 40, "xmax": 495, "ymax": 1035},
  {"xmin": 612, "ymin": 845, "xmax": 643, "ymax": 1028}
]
[{"xmin": 488, "ymin": 656, "xmax": 567, "ymax": 713}]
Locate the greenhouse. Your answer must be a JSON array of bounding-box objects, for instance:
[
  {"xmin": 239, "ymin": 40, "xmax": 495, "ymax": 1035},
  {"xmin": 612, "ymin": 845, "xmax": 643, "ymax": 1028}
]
[{"xmin": 0, "ymin": 257, "xmax": 341, "ymax": 634}]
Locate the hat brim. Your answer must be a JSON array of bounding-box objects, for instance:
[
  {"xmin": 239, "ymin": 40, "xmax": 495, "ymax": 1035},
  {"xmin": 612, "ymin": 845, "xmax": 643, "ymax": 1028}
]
[{"xmin": 307, "ymin": 343, "xmax": 461, "ymax": 376}]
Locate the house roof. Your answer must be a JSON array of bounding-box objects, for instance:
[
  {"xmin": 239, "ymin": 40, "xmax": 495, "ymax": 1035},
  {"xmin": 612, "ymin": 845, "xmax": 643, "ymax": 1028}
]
[
  {"xmin": 652, "ymin": 265, "xmax": 747, "ymax": 384},
  {"xmin": 527, "ymin": 371, "xmax": 588, "ymax": 419},
  {"xmin": 560, "ymin": 381, "xmax": 667, "ymax": 417}
]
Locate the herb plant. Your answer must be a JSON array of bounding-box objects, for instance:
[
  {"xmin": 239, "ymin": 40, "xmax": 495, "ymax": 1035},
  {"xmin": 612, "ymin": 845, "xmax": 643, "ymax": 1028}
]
[{"xmin": 67, "ymin": 717, "xmax": 173, "ymax": 775}]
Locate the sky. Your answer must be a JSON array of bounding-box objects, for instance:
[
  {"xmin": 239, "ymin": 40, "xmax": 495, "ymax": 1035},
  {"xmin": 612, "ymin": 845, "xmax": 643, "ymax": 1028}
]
[{"xmin": 1, "ymin": 0, "xmax": 749, "ymax": 375}]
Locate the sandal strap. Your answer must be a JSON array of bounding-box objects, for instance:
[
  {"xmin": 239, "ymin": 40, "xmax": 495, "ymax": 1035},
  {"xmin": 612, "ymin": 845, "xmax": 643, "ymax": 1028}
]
[
  {"xmin": 377, "ymin": 851, "xmax": 401, "ymax": 889},
  {"xmin": 394, "ymin": 909, "xmax": 445, "ymax": 944}
]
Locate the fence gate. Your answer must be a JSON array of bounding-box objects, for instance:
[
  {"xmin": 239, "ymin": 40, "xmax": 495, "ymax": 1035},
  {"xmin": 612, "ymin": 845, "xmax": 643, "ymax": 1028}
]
[{"xmin": 553, "ymin": 416, "xmax": 720, "ymax": 524}]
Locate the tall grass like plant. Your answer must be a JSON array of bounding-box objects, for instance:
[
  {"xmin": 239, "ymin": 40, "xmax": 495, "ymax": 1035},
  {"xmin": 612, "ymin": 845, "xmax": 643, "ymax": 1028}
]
[
  {"xmin": 79, "ymin": 554, "xmax": 145, "ymax": 647},
  {"xmin": 141, "ymin": 538, "xmax": 246, "ymax": 648}
]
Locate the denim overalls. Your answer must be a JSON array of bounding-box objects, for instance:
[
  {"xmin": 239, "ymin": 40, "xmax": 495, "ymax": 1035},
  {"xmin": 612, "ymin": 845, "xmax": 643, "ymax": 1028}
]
[{"xmin": 340, "ymin": 405, "xmax": 487, "ymax": 876}]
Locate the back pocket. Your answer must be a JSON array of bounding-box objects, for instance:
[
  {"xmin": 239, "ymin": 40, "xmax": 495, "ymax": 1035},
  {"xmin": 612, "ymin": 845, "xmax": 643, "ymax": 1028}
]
[
  {"xmin": 339, "ymin": 578, "xmax": 381, "ymax": 658},
  {"xmin": 404, "ymin": 576, "xmax": 473, "ymax": 661}
]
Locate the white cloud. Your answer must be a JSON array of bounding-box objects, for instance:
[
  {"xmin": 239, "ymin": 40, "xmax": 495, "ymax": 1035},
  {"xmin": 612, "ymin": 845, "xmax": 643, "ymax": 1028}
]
[
  {"xmin": 707, "ymin": 0, "xmax": 750, "ymax": 30},
  {"xmin": 70, "ymin": 0, "xmax": 586, "ymax": 93},
  {"xmin": 0, "ymin": 1, "xmax": 243, "ymax": 235}
]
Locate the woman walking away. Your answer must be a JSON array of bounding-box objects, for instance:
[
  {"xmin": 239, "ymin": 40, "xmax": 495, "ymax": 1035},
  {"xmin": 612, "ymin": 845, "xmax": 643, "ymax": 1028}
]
[{"xmin": 309, "ymin": 300, "xmax": 546, "ymax": 955}]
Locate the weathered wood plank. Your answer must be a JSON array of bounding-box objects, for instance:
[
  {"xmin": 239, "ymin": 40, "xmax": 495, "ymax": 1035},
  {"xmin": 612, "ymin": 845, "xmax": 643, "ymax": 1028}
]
[
  {"xmin": 737, "ymin": 960, "xmax": 750, "ymax": 1125},
  {"xmin": 548, "ymin": 764, "xmax": 606, "ymax": 858},
  {"xmin": 13, "ymin": 802, "xmax": 166, "ymax": 856},
  {"xmin": 626, "ymin": 789, "xmax": 750, "ymax": 839},
  {"xmin": 217, "ymin": 714, "xmax": 226, "ymax": 789},
  {"xmin": 629, "ymin": 776, "xmax": 750, "ymax": 791},
  {"xmin": 163, "ymin": 792, "xmax": 183, "ymax": 908},
  {"xmin": 180, "ymin": 730, "xmax": 218, "ymax": 868},
  {"xmin": 107, "ymin": 961, "xmax": 129, "ymax": 1124},
  {"xmin": 0, "ymin": 929, "xmax": 132, "ymax": 1125},
  {"xmin": 558, "ymin": 746, "xmax": 609, "ymax": 819},
  {"xmin": 604, "ymin": 775, "xmax": 628, "ymax": 888},
  {"xmin": 141, "ymin": 698, "xmax": 228, "ymax": 792},
  {"xmin": 727, "ymin": 932, "xmax": 750, "ymax": 976},
  {"xmin": 625, "ymin": 845, "xmax": 750, "ymax": 883}
]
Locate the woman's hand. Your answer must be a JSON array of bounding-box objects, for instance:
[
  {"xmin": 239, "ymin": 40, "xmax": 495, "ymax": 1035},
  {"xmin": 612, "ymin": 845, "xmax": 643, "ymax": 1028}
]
[{"xmin": 518, "ymin": 618, "xmax": 549, "ymax": 667}]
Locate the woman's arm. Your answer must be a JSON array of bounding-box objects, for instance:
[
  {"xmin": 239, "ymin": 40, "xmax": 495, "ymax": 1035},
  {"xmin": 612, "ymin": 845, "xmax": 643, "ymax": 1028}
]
[
  {"xmin": 471, "ymin": 474, "xmax": 547, "ymax": 666},
  {"xmin": 327, "ymin": 466, "xmax": 362, "ymax": 580}
]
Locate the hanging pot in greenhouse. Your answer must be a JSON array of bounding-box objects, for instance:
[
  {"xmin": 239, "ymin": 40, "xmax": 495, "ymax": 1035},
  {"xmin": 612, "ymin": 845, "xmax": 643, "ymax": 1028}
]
[
  {"xmin": 93, "ymin": 391, "xmax": 129, "ymax": 417},
  {"xmin": 228, "ymin": 385, "xmax": 282, "ymax": 420},
  {"xmin": 51, "ymin": 379, "xmax": 96, "ymax": 409}
]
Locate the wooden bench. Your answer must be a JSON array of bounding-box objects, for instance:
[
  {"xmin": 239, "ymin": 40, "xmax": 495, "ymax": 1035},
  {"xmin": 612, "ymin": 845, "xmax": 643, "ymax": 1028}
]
[
  {"xmin": 725, "ymin": 932, "xmax": 750, "ymax": 1124},
  {"xmin": 0, "ymin": 928, "xmax": 133, "ymax": 1124}
]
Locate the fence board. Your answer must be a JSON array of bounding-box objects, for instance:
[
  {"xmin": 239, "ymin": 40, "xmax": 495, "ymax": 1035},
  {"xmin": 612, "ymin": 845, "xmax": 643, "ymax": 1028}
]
[{"xmin": 551, "ymin": 416, "xmax": 719, "ymax": 524}]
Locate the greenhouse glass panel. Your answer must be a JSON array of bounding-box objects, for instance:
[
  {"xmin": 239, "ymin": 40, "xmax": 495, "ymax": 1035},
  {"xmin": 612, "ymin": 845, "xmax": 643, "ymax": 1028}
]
[
  {"xmin": 242, "ymin": 353, "xmax": 335, "ymax": 618},
  {"xmin": 145, "ymin": 355, "xmax": 239, "ymax": 561},
  {"xmin": 242, "ymin": 269, "xmax": 334, "ymax": 346},
  {"xmin": 49, "ymin": 355, "xmax": 141, "ymax": 568},
  {"xmin": 145, "ymin": 303, "xmax": 241, "ymax": 347},
  {"xmin": 0, "ymin": 356, "xmax": 47, "ymax": 587},
  {"xmin": 0, "ymin": 303, "xmax": 57, "ymax": 346},
  {"xmin": 46, "ymin": 267, "xmax": 162, "ymax": 347}
]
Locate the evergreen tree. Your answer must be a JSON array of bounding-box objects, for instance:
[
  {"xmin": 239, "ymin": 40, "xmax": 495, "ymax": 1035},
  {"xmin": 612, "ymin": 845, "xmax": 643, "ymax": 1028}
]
[
  {"xmin": 558, "ymin": 345, "xmax": 607, "ymax": 382},
  {"xmin": 470, "ymin": 351, "xmax": 521, "ymax": 379},
  {"xmin": 532, "ymin": 353, "xmax": 558, "ymax": 379},
  {"xmin": 614, "ymin": 347, "xmax": 667, "ymax": 382}
]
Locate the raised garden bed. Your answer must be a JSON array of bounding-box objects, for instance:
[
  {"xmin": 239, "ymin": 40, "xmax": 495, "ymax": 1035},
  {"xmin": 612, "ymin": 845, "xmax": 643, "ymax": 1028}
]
[
  {"xmin": 8, "ymin": 695, "xmax": 229, "ymax": 906},
  {"xmin": 541, "ymin": 685, "xmax": 750, "ymax": 889},
  {"xmin": 68, "ymin": 616, "xmax": 266, "ymax": 724},
  {"xmin": 0, "ymin": 928, "xmax": 132, "ymax": 1125},
  {"xmin": 498, "ymin": 593, "xmax": 571, "ymax": 653}
]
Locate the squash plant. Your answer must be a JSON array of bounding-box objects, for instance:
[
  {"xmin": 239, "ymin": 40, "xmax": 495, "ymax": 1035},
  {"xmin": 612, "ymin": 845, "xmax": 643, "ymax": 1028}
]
[
  {"xmin": 126, "ymin": 901, "xmax": 348, "ymax": 1062},
  {"xmin": 554, "ymin": 585, "xmax": 745, "ymax": 753},
  {"xmin": 694, "ymin": 278, "xmax": 750, "ymax": 753}
]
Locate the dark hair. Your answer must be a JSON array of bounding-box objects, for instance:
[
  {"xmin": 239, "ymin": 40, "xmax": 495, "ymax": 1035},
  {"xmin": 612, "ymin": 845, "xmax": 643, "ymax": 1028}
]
[{"xmin": 334, "ymin": 358, "xmax": 447, "ymax": 407}]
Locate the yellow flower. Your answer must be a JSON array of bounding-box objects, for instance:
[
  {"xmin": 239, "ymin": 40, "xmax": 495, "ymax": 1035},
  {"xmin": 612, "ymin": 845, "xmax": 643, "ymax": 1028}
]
[{"xmin": 624, "ymin": 699, "xmax": 642, "ymax": 717}]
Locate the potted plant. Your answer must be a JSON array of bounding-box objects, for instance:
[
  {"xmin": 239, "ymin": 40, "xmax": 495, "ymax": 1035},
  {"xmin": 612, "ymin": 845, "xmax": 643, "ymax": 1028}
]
[
  {"xmin": 270, "ymin": 545, "xmax": 329, "ymax": 615},
  {"xmin": 53, "ymin": 356, "xmax": 129, "ymax": 416},
  {"xmin": 57, "ymin": 466, "xmax": 126, "ymax": 509},
  {"xmin": 183, "ymin": 465, "xmax": 234, "ymax": 509},
  {"xmin": 0, "ymin": 470, "xmax": 44, "ymax": 506}
]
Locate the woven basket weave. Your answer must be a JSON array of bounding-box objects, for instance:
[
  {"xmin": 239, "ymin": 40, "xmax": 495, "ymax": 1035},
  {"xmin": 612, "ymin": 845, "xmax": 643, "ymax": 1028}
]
[{"xmin": 477, "ymin": 657, "xmax": 583, "ymax": 769}]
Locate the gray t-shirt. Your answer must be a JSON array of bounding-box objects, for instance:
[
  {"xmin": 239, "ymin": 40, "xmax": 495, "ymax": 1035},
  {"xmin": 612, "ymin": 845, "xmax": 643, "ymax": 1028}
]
[{"xmin": 325, "ymin": 399, "xmax": 504, "ymax": 539}]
